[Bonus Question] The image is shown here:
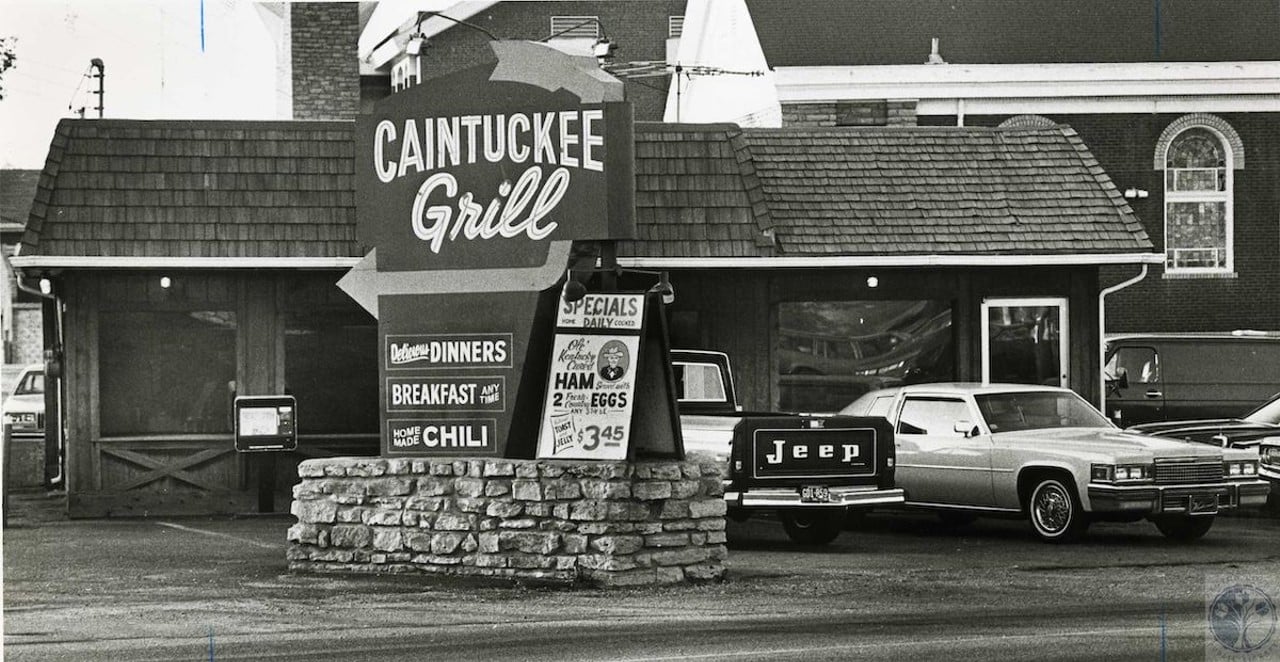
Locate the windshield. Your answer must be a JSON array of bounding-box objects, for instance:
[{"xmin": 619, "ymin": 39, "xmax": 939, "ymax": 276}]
[
  {"xmin": 14, "ymin": 371, "xmax": 44, "ymax": 396},
  {"xmin": 975, "ymin": 391, "xmax": 1112, "ymax": 433},
  {"xmin": 1245, "ymin": 394, "xmax": 1280, "ymax": 425}
]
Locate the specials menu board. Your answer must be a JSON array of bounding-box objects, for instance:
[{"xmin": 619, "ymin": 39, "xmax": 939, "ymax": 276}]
[{"xmin": 536, "ymin": 293, "xmax": 646, "ymax": 460}]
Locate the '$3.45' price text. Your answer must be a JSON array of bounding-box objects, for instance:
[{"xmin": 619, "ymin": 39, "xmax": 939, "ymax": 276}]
[{"xmin": 579, "ymin": 424, "xmax": 624, "ymax": 450}]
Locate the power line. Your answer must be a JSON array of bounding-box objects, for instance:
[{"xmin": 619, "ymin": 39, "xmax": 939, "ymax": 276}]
[{"xmin": 63, "ymin": 61, "xmax": 95, "ymax": 118}]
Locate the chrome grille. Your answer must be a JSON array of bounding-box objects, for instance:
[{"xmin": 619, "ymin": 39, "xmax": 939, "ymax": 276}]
[{"xmin": 1153, "ymin": 459, "xmax": 1223, "ymax": 484}]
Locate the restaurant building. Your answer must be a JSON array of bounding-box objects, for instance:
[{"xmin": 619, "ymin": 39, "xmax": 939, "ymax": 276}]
[{"xmin": 12, "ymin": 114, "xmax": 1155, "ymax": 516}]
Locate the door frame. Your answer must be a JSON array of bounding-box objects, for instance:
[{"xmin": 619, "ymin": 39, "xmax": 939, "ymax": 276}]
[{"xmin": 980, "ymin": 296, "xmax": 1069, "ymax": 387}]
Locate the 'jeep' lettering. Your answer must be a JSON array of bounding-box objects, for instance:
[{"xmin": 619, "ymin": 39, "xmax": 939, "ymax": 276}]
[
  {"xmin": 764, "ymin": 439, "xmax": 859, "ymax": 465},
  {"xmin": 753, "ymin": 426, "xmax": 878, "ymax": 479}
]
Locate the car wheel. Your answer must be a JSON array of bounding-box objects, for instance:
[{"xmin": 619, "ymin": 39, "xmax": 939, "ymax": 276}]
[
  {"xmin": 779, "ymin": 509, "xmax": 844, "ymax": 545},
  {"xmin": 1027, "ymin": 478, "xmax": 1088, "ymax": 543},
  {"xmin": 1153, "ymin": 515, "xmax": 1214, "ymax": 542},
  {"xmin": 935, "ymin": 511, "xmax": 978, "ymax": 528}
]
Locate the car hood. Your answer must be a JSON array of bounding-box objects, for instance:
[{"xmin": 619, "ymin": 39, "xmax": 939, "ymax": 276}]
[
  {"xmin": 3, "ymin": 393, "xmax": 43, "ymax": 415},
  {"xmin": 1126, "ymin": 419, "xmax": 1279, "ymax": 448},
  {"xmin": 995, "ymin": 427, "xmax": 1222, "ymax": 460},
  {"xmin": 1129, "ymin": 418, "xmax": 1256, "ymax": 434}
]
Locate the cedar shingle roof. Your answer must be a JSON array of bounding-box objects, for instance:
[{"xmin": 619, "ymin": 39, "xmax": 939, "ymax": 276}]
[
  {"xmin": 23, "ymin": 119, "xmax": 355, "ymax": 258},
  {"xmin": 740, "ymin": 125, "xmax": 1150, "ymax": 255},
  {"xmin": 1, "ymin": 170, "xmax": 41, "ymax": 234},
  {"xmin": 20, "ymin": 118, "xmax": 1150, "ymax": 262},
  {"xmin": 621, "ymin": 124, "xmax": 776, "ymax": 258}
]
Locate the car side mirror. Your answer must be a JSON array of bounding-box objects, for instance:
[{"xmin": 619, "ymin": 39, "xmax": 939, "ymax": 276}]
[
  {"xmin": 1107, "ymin": 367, "xmax": 1129, "ymax": 390},
  {"xmin": 954, "ymin": 420, "xmax": 979, "ymax": 437}
]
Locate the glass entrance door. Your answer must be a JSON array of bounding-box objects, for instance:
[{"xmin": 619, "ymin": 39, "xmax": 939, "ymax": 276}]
[{"xmin": 981, "ymin": 298, "xmax": 1068, "ymax": 387}]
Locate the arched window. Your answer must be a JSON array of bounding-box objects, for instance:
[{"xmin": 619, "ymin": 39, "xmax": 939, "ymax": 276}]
[{"xmin": 1163, "ymin": 126, "xmax": 1233, "ymax": 273}]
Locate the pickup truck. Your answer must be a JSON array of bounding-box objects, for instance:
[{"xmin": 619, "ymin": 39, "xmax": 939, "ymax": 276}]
[{"xmin": 672, "ymin": 350, "xmax": 904, "ymax": 545}]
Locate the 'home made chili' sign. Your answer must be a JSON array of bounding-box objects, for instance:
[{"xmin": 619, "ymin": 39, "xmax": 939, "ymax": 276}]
[{"xmin": 348, "ymin": 42, "xmax": 635, "ymax": 458}]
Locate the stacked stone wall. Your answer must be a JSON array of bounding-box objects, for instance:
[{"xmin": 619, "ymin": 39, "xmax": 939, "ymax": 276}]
[{"xmin": 288, "ymin": 457, "xmax": 727, "ymax": 587}]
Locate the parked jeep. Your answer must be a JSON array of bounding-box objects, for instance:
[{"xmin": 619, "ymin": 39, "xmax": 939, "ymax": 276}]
[{"xmin": 672, "ymin": 350, "xmax": 903, "ymax": 545}]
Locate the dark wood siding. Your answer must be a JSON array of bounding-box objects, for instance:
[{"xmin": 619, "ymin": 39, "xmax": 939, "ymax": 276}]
[
  {"xmin": 63, "ymin": 270, "xmax": 377, "ymax": 518},
  {"xmin": 667, "ymin": 266, "xmax": 1101, "ymax": 412}
]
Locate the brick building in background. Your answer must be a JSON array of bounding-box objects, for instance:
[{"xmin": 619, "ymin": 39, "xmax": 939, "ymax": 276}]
[
  {"xmin": 723, "ymin": 0, "xmax": 1280, "ymax": 334},
  {"xmin": 291, "ymin": 2, "xmax": 363, "ymax": 121},
  {"xmin": 1, "ymin": 169, "xmax": 43, "ymax": 365}
]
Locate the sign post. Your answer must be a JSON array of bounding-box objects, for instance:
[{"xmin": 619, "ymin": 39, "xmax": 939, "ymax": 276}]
[{"xmin": 233, "ymin": 395, "xmax": 298, "ymax": 513}]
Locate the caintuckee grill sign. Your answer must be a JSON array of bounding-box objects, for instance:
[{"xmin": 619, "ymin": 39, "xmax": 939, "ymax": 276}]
[
  {"xmin": 357, "ymin": 46, "xmax": 634, "ymax": 272},
  {"xmin": 349, "ymin": 41, "xmax": 635, "ymax": 458}
]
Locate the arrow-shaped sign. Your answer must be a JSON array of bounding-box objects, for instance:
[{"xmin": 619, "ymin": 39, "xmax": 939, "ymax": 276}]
[
  {"xmin": 489, "ymin": 41, "xmax": 624, "ymax": 103},
  {"xmin": 337, "ymin": 240, "xmax": 573, "ymax": 319}
]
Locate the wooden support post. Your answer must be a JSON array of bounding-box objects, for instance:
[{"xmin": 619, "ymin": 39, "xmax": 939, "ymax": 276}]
[
  {"xmin": 601, "ymin": 240, "xmax": 618, "ymax": 292},
  {"xmin": 3, "ymin": 423, "xmax": 11, "ymax": 527}
]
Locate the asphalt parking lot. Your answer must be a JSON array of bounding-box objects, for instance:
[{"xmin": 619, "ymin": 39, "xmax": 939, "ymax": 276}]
[{"xmin": 4, "ymin": 490, "xmax": 1279, "ymax": 662}]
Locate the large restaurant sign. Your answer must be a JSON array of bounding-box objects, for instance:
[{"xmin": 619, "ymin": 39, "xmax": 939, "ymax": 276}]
[{"xmin": 345, "ymin": 42, "xmax": 635, "ymax": 458}]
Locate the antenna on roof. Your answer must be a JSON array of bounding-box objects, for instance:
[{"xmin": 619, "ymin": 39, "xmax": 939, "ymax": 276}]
[
  {"xmin": 926, "ymin": 38, "xmax": 947, "ymax": 65},
  {"xmin": 67, "ymin": 59, "xmax": 104, "ymax": 119},
  {"xmin": 89, "ymin": 58, "xmax": 104, "ymax": 118}
]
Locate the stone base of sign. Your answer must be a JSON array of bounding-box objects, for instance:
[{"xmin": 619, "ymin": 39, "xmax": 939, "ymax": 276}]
[{"xmin": 286, "ymin": 456, "xmax": 728, "ymax": 587}]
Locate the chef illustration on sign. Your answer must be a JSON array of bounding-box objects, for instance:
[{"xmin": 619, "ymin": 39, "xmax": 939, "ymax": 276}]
[{"xmin": 598, "ymin": 341, "xmax": 629, "ymax": 382}]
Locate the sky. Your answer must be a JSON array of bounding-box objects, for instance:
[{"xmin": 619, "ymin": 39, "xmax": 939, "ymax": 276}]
[{"xmin": 0, "ymin": 0, "xmax": 283, "ymax": 169}]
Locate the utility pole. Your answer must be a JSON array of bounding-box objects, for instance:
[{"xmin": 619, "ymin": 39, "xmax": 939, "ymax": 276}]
[{"xmin": 89, "ymin": 58, "xmax": 104, "ymax": 118}]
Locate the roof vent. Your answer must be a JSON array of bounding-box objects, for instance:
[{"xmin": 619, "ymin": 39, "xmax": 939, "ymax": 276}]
[{"xmin": 926, "ymin": 37, "xmax": 946, "ymax": 64}]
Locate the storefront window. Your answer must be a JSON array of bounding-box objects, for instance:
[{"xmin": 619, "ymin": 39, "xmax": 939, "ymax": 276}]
[
  {"xmin": 777, "ymin": 300, "xmax": 953, "ymax": 412},
  {"xmin": 99, "ymin": 311, "xmax": 237, "ymax": 436},
  {"xmin": 284, "ymin": 309, "xmax": 378, "ymax": 436}
]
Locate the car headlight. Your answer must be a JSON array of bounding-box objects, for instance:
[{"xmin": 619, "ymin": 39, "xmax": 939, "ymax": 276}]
[
  {"xmin": 1091, "ymin": 463, "xmax": 1152, "ymax": 483},
  {"xmin": 1224, "ymin": 460, "xmax": 1259, "ymax": 477},
  {"xmin": 1262, "ymin": 448, "xmax": 1280, "ymax": 466}
]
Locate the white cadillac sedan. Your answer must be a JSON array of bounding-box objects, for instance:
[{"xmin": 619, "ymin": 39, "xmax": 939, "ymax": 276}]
[{"xmin": 842, "ymin": 384, "xmax": 1270, "ymax": 543}]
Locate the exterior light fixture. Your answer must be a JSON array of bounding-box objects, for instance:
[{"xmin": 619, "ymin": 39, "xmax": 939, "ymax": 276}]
[
  {"xmin": 650, "ymin": 271, "xmax": 675, "ymax": 305},
  {"xmin": 160, "ymin": 276, "xmax": 172, "ymax": 289},
  {"xmin": 592, "ymin": 38, "xmax": 616, "ymax": 61},
  {"xmin": 1123, "ymin": 188, "xmax": 1149, "ymax": 199},
  {"xmin": 562, "ymin": 270, "xmax": 587, "ymax": 303},
  {"xmin": 866, "ymin": 276, "xmax": 879, "ymax": 288},
  {"xmin": 39, "ymin": 278, "xmax": 53, "ymax": 295},
  {"xmin": 405, "ymin": 34, "xmax": 426, "ymax": 56}
]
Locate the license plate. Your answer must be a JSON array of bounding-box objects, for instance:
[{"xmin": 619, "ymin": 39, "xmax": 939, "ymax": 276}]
[
  {"xmin": 1189, "ymin": 494, "xmax": 1218, "ymax": 514},
  {"xmin": 800, "ymin": 486, "xmax": 831, "ymax": 503},
  {"xmin": 8, "ymin": 414, "xmax": 36, "ymax": 429}
]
